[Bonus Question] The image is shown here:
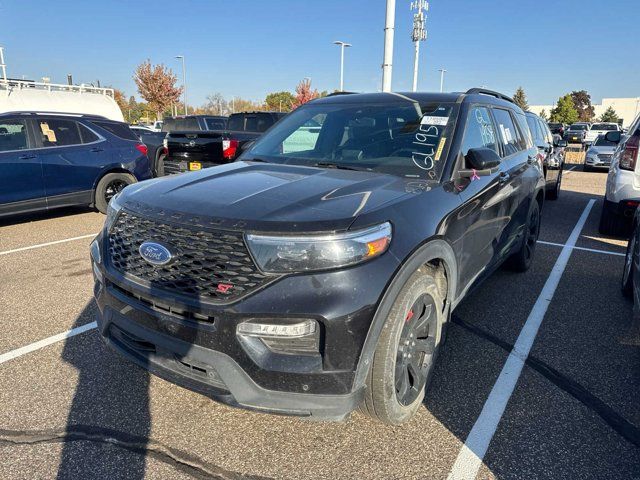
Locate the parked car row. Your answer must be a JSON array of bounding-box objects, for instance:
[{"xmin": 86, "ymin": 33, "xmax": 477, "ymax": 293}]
[{"xmin": 561, "ymin": 121, "xmax": 621, "ymax": 148}]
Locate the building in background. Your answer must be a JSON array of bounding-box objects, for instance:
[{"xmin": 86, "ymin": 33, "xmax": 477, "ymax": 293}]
[{"xmin": 530, "ymin": 97, "xmax": 640, "ymax": 127}]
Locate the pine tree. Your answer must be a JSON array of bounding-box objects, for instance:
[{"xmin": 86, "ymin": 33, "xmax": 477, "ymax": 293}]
[
  {"xmin": 598, "ymin": 106, "xmax": 620, "ymax": 123},
  {"xmin": 513, "ymin": 87, "xmax": 529, "ymax": 111},
  {"xmin": 539, "ymin": 109, "xmax": 549, "ymax": 121}
]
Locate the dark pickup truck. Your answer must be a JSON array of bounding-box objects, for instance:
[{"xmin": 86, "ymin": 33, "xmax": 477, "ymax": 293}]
[{"xmin": 161, "ymin": 111, "xmax": 285, "ymax": 175}]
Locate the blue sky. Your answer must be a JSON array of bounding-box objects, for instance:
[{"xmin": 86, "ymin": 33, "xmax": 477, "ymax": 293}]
[{"xmin": 2, "ymin": 0, "xmax": 639, "ymax": 106}]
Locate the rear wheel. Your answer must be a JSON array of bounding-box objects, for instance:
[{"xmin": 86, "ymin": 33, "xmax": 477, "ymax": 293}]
[
  {"xmin": 155, "ymin": 151, "xmax": 166, "ymax": 177},
  {"xmin": 622, "ymin": 226, "xmax": 637, "ymax": 298},
  {"xmin": 360, "ymin": 268, "xmax": 444, "ymax": 425},
  {"xmin": 507, "ymin": 200, "xmax": 540, "ymax": 272},
  {"xmin": 599, "ymin": 201, "xmax": 627, "ymax": 236},
  {"xmin": 95, "ymin": 173, "xmax": 136, "ymax": 214},
  {"xmin": 547, "ymin": 168, "xmax": 562, "ymax": 200}
]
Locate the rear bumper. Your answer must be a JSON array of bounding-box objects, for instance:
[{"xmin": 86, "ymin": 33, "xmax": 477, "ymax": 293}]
[{"xmin": 162, "ymin": 157, "xmax": 224, "ymax": 175}]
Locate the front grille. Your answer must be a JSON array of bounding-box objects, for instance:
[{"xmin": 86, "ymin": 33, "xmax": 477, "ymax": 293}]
[
  {"xmin": 107, "ymin": 211, "xmax": 272, "ymax": 303},
  {"xmin": 598, "ymin": 154, "xmax": 612, "ymax": 162}
]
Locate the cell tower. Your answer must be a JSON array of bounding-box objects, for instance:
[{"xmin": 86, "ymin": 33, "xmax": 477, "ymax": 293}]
[{"xmin": 410, "ymin": 0, "xmax": 428, "ymax": 92}]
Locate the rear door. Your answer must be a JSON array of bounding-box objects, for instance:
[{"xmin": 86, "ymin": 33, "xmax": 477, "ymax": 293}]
[
  {"xmin": 35, "ymin": 117, "xmax": 105, "ymax": 205},
  {"xmin": 492, "ymin": 108, "xmax": 532, "ymax": 257},
  {"xmin": 0, "ymin": 117, "xmax": 46, "ymax": 211}
]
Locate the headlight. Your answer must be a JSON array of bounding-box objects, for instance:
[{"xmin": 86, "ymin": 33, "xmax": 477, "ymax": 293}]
[
  {"xmin": 246, "ymin": 222, "xmax": 392, "ymax": 273},
  {"xmin": 105, "ymin": 192, "xmax": 124, "ymax": 231},
  {"xmin": 90, "ymin": 238, "xmax": 101, "ymax": 264}
]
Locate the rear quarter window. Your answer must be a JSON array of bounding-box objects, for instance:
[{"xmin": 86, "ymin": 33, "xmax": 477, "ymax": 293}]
[{"xmin": 92, "ymin": 121, "xmax": 139, "ymax": 141}]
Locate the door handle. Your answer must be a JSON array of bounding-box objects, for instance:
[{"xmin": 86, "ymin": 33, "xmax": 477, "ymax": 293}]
[
  {"xmin": 90, "ymin": 147, "xmax": 104, "ymax": 152},
  {"xmin": 18, "ymin": 154, "xmax": 37, "ymax": 160},
  {"xmin": 499, "ymin": 172, "xmax": 510, "ymax": 184}
]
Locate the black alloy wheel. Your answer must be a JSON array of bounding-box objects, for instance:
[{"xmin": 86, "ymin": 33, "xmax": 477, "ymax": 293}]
[
  {"xmin": 524, "ymin": 204, "xmax": 541, "ymax": 263},
  {"xmin": 395, "ymin": 294, "xmax": 438, "ymax": 406},
  {"xmin": 622, "ymin": 227, "xmax": 637, "ymax": 298},
  {"xmin": 104, "ymin": 179, "xmax": 128, "ymax": 204}
]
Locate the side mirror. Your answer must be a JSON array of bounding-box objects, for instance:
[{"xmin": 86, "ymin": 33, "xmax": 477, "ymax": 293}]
[
  {"xmin": 605, "ymin": 131, "xmax": 622, "ymax": 143},
  {"xmin": 465, "ymin": 147, "xmax": 501, "ymax": 171}
]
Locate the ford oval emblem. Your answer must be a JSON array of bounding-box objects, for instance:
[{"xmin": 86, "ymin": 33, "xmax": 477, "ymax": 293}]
[{"xmin": 139, "ymin": 242, "xmax": 173, "ymax": 266}]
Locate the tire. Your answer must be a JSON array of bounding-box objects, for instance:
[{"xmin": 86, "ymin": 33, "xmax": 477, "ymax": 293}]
[
  {"xmin": 599, "ymin": 201, "xmax": 627, "ymax": 236},
  {"xmin": 622, "ymin": 226, "xmax": 637, "ymax": 299},
  {"xmin": 547, "ymin": 168, "xmax": 562, "ymax": 200},
  {"xmin": 155, "ymin": 152, "xmax": 166, "ymax": 177},
  {"xmin": 94, "ymin": 173, "xmax": 136, "ymax": 214},
  {"xmin": 507, "ymin": 200, "xmax": 541, "ymax": 272},
  {"xmin": 360, "ymin": 267, "xmax": 444, "ymax": 425}
]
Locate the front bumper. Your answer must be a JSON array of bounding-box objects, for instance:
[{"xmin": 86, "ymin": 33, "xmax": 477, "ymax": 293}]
[
  {"xmin": 91, "ymin": 239, "xmax": 398, "ymax": 420},
  {"xmin": 585, "ymin": 156, "xmax": 611, "ymax": 169}
]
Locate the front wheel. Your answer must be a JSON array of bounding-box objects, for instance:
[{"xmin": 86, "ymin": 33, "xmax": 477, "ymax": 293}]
[
  {"xmin": 507, "ymin": 200, "xmax": 541, "ymax": 272},
  {"xmin": 95, "ymin": 173, "xmax": 136, "ymax": 214},
  {"xmin": 360, "ymin": 267, "xmax": 444, "ymax": 425},
  {"xmin": 547, "ymin": 169, "xmax": 562, "ymax": 200}
]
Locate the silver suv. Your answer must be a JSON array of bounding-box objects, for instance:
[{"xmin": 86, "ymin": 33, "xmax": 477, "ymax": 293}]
[{"xmin": 599, "ymin": 113, "xmax": 640, "ymax": 235}]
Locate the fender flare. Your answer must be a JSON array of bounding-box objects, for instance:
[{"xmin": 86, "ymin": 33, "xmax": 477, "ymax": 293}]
[{"xmin": 352, "ymin": 238, "xmax": 458, "ymax": 391}]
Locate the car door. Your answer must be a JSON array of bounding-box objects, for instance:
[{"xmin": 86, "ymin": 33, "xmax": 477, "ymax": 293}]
[
  {"xmin": 34, "ymin": 117, "xmax": 106, "ymax": 207},
  {"xmin": 455, "ymin": 105, "xmax": 517, "ymax": 286},
  {"xmin": 539, "ymin": 119, "xmax": 561, "ymax": 184},
  {"xmin": 0, "ymin": 117, "xmax": 46, "ymax": 213},
  {"xmin": 492, "ymin": 108, "xmax": 532, "ymax": 257}
]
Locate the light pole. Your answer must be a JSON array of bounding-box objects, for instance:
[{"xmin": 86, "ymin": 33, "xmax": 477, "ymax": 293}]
[
  {"xmin": 382, "ymin": 0, "xmax": 396, "ymax": 92},
  {"xmin": 410, "ymin": 0, "xmax": 428, "ymax": 92},
  {"xmin": 175, "ymin": 55, "xmax": 187, "ymax": 115},
  {"xmin": 333, "ymin": 41, "xmax": 351, "ymax": 91},
  {"xmin": 438, "ymin": 68, "xmax": 447, "ymax": 93}
]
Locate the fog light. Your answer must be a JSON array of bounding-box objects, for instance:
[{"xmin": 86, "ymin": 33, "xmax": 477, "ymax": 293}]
[{"xmin": 237, "ymin": 319, "xmax": 316, "ymax": 337}]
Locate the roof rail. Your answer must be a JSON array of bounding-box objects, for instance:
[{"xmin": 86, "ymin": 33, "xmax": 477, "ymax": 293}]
[
  {"xmin": 0, "ymin": 111, "xmax": 109, "ymax": 119},
  {"xmin": 465, "ymin": 88, "xmax": 514, "ymax": 104},
  {"xmin": 327, "ymin": 91, "xmax": 357, "ymax": 97}
]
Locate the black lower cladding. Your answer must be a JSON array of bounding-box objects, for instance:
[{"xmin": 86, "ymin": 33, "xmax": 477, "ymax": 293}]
[{"xmin": 95, "ymin": 282, "xmax": 364, "ymax": 420}]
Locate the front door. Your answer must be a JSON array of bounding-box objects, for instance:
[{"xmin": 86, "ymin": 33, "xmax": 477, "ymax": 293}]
[{"xmin": 0, "ymin": 117, "xmax": 46, "ymax": 213}]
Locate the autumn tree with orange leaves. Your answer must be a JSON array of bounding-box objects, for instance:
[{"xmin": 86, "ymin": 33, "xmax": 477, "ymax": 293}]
[
  {"xmin": 292, "ymin": 78, "xmax": 319, "ymax": 109},
  {"xmin": 134, "ymin": 60, "xmax": 182, "ymax": 119}
]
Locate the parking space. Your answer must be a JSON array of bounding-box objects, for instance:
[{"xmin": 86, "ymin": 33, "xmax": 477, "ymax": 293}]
[{"xmin": 0, "ymin": 169, "xmax": 639, "ymax": 479}]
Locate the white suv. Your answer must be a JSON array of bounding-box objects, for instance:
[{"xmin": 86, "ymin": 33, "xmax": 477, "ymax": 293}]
[{"xmin": 600, "ymin": 113, "xmax": 640, "ymax": 235}]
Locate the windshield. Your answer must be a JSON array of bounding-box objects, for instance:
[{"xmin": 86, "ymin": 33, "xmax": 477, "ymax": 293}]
[
  {"xmin": 594, "ymin": 135, "xmax": 617, "ymax": 147},
  {"xmin": 569, "ymin": 124, "xmax": 588, "ymax": 131},
  {"xmin": 591, "ymin": 124, "xmax": 618, "ymax": 131},
  {"xmin": 243, "ymin": 101, "xmax": 459, "ymax": 180}
]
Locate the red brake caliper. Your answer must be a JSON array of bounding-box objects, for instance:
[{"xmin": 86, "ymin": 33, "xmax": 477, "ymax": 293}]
[{"xmin": 405, "ymin": 309, "xmax": 414, "ymax": 323}]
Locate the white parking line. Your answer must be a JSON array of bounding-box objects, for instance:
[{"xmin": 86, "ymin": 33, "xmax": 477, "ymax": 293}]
[
  {"xmin": 448, "ymin": 199, "xmax": 596, "ymax": 480},
  {"xmin": 566, "ymin": 165, "xmax": 577, "ymax": 172},
  {"xmin": 0, "ymin": 322, "xmax": 97, "ymax": 365},
  {"xmin": 0, "ymin": 233, "xmax": 98, "ymax": 256},
  {"xmin": 537, "ymin": 239, "xmax": 626, "ymax": 257}
]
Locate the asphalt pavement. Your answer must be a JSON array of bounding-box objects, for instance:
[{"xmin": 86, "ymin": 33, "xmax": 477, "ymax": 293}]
[{"xmin": 0, "ymin": 168, "xmax": 638, "ymax": 479}]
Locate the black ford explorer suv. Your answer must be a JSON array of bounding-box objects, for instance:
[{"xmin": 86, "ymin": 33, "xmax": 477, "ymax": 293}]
[{"xmin": 91, "ymin": 88, "xmax": 545, "ymax": 424}]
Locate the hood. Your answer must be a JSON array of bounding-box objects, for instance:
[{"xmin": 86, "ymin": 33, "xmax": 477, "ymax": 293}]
[
  {"xmin": 121, "ymin": 162, "xmax": 422, "ymax": 233},
  {"xmin": 588, "ymin": 145, "xmax": 616, "ymax": 154}
]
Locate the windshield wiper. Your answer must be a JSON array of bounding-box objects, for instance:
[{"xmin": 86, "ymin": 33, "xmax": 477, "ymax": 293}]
[{"xmin": 313, "ymin": 161, "xmax": 369, "ymax": 172}]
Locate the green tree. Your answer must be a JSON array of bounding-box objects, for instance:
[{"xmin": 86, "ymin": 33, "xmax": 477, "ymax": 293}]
[
  {"xmin": 539, "ymin": 109, "xmax": 549, "ymax": 121},
  {"xmin": 513, "ymin": 87, "xmax": 529, "ymax": 111},
  {"xmin": 265, "ymin": 91, "xmax": 295, "ymax": 112},
  {"xmin": 570, "ymin": 90, "xmax": 595, "ymax": 122},
  {"xmin": 598, "ymin": 106, "xmax": 620, "ymax": 123},
  {"xmin": 550, "ymin": 95, "xmax": 579, "ymax": 124}
]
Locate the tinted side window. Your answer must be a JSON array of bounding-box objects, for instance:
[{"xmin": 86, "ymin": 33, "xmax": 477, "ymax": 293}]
[
  {"xmin": 461, "ymin": 106, "xmax": 499, "ymax": 157},
  {"xmin": 92, "ymin": 121, "xmax": 139, "ymax": 141},
  {"xmin": 37, "ymin": 119, "xmax": 82, "ymax": 147},
  {"xmin": 538, "ymin": 119, "xmax": 553, "ymax": 144},
  {"xmin": 227, "ymin": 115, "xmax": 244, "ymax": 131},
  {"xmin": 0, "ymin": 119, "xmax": 29, "ymax": 152},
  {"xmin": 526, "ymin": 116, "xmax": 543, "ymax": 144},
  {"xmin": 205, "ymin": 118, "xmax": 226, "ymax": 130},
  {"xmin": 78, "ymin": 123, "xmax": 100, "ymax": 143},
  {"xmin": 493, "ymin": 109, "xmax": 523, "ymax": 157}
]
